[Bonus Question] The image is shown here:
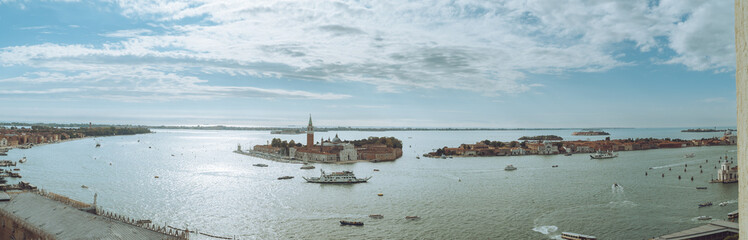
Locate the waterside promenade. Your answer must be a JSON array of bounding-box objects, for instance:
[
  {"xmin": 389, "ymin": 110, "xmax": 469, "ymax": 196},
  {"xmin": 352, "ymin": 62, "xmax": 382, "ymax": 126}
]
[{"xmin": 0, "ymin": 189, "xmax": 188, "ymax": 240}]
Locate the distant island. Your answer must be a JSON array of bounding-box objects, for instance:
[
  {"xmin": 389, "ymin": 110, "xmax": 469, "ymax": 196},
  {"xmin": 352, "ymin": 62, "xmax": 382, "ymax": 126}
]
[
  {"xmin": 236, "ymin": 116, "xmax": 403, "ymax": 163},
  {"xmin": 681, "ymin": 128, "xmax": 735, "ymax": 133},
  {"xmin": 518, "ymin": 135, "xmax": 563, "ymax": 141},
  {"xmin": 572, "ymin": 130, "xmax": 610, "ymax": 136},
  {"xmin": 425, "ymin": 132, "xmax": 737, "ymax": 158}
]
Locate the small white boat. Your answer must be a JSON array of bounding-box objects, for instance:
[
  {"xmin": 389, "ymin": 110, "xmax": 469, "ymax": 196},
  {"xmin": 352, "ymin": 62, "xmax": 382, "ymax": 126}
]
[
  {"xmin": 684, "ymin": 153, "xmax": 695, "ymax": 158},
  {"xmin": 504, "ymin": 165, "xmax": 517, "ymax": 171},
  {"xmin": 697, "ymin": 216, "xmax": 712, "ymax": 221},
  {"xmin": 18, "ymin": 157, "xmax": 26, "ymax": 163},
  {"xmin": 719, "ymin": 202, "xmax": 729, "ymax": 206}
]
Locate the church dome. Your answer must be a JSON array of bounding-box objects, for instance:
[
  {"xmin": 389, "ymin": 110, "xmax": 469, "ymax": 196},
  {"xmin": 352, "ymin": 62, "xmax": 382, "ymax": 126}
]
[{"xmin": 332, "ymin": 134, "xmax": 342, "ymax": 143}]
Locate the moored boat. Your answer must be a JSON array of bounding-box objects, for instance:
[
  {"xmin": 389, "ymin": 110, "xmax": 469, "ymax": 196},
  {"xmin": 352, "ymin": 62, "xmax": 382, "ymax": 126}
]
[
  {"xmin": 504, "ymin": 165, "xmax": 517, "ymax": 171},
  {"xmin": 728, "ymin": 210, "xmax": 738, "ymax": 220},
  {"xmin": 303, "ymin": 170, "xmax": 371, "ymax": 184},
  {"xmin": 561, "ymin": 232, "xmax": 597, "ymax": 240},
  {"xmin": 300, "ymin": 164, "xmax": 315, "ymax": 169},
  {"xmin": 340, "ymin": 220, "xmax": 364, "ymax": 226}
]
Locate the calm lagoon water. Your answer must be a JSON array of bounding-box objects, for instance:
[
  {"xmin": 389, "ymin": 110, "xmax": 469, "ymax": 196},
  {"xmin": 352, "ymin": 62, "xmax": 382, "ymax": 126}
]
[{"xmin": 4, "ymin": 128, "xmax": 738, "ymax": 239}]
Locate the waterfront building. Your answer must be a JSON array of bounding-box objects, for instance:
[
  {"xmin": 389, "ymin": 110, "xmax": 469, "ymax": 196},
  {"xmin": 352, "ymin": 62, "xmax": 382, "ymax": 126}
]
[
  {"xmin": 0, "ymin": 138, "xmax": 6, "ymax": 147},
  {"xmin": 714, "ymin": 161, "xmax": 738, "ymax": 183},
  {"xmin": 721, "ymin": 130, "xmax": 737, "ymax": 145}
]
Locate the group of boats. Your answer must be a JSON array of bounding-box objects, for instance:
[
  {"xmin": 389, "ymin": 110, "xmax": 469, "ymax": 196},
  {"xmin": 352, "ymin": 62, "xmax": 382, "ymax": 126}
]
[{"xmin": 340, "ymin": 215, "xmax": 420, "ymax": 226}]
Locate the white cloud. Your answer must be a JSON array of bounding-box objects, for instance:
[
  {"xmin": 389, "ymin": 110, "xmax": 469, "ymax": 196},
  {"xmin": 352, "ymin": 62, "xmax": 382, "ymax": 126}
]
[
  {"xmin": 101, "ymin": 29, "xmax": 153, "ymax": 38},
  {"xmin": 0, "ymin": 0, "xmax": 736, "ymax": 99},
  {"xmin": 0, "ymin": 69, "xmax": 351, "ymax": 101}
]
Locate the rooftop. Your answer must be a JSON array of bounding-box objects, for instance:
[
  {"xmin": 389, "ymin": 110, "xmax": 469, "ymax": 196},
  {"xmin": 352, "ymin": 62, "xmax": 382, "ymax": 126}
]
[
  {"xmin": 0, "ymin": 191, "xmax": 183, "ymax": 240},
  {"xmin": 654, "ymin": 220, "xmax": 738, "ymax": 240}
]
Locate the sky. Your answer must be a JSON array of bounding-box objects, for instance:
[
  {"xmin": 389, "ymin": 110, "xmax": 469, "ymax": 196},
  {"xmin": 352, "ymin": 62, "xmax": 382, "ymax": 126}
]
[{"xmin": 0, "ymin": 0, "xmax": 738, "ymax": 128}]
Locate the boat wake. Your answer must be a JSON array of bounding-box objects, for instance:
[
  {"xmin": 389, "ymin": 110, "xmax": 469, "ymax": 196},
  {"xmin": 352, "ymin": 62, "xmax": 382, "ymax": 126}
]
[
  {"xmin": 607, "ymin": 200, "xmax": 637, "ymax": 208},
  {"xmin": 532, "ymin": 225, "xmax": 562, "ymax": 239},
  {"xmin": 649, "ymin": 159, "xmax": 704, "ymax": 170},
  {"xmin": 611, "ymin": 184, "xmax": 624, "ymax": 194}
]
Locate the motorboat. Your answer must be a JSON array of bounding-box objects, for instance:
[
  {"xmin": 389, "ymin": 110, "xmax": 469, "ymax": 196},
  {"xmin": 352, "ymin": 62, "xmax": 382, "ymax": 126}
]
[
  {"xmin": 368, "ymin": 214, "xmax": 383, "ymax": 219},
  {"xmin": 697, "ymin": 216, "xmax": 712, "ymax": 221},
  {"xmin": 696, "ymin": 187, "xmax": 708, "ymax": 190},
  {"xmin": 728, "ymin": 210, "xmax": 739, "ymax": 220},
  {"xmin": 277, "ymin": 176, "xmax": 294, "ymax": 180},
  {"xmin": 303, "ymin": 170, "xmax": 371, "ymax": 184},
  {"xmin": 377, "ymin": 193, "xmax": 383, "ymax": 196},
  {"xmin": 698, "ymin": 202, "xmax": 713, "ymax": 207},
  {"xmin": 300, "ymin": 164, "xmax": 315, "ymax": 170},
  {"xmin": 18, "ymin": 157, "xmax": 26, "ymax": 163},
  {"xmin": 373, "ymin": 169, "xmax": 380, "ymax": 171},
  {"xmin": 684, "ymin": 153, "xmax": 695, "ymax": 158},
  {"xmin": 719, "ymin": 202, "xmax": 729, "ymax": 206},
  {"xmin": 405, "ymin": 216, "xmax": 420, "ymax": 220},
  {"xmin": 253, "ymin": 163, "xmax": 268, "ymax": 167},
  {"xmin": 552, "ymin": 165, "xmax": 559, "ymax": 168},
  {"xmin": 339, "ymin": 220, "xmax": 364, "ymax": 226},
  {"xmin": 504, "ymin": 165, "xmax": 517, "ymax": 171}
]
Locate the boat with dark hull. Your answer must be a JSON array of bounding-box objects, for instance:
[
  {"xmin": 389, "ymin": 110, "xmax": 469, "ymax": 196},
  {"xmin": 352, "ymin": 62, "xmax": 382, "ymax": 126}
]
[{"xmin": 339, "ymin": 220, "xmax": 364, "ymax": 226}]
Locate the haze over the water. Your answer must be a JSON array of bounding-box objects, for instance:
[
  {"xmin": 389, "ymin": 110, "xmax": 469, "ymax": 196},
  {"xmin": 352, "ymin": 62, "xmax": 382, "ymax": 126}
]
[{"xmin": 0, "ymin": 1, "xmax": 737, "ymax": 128}]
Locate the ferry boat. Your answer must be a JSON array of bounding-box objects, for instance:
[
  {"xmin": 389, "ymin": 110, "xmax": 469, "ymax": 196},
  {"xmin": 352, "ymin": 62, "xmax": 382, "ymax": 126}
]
[
  {"xmin": 698, "ymin": 202, "xmax": 713, "ymax": 208},
  {"xmin": 589, "ymin": 151, "xmax": 618, "ymax": 159},
  {"xmin": 504, "ymin": 165, "xmax": 517, "ymax": 171},
  {"xmin": 303, "ymin": 170, "xmax": 371, "ymax": 184},
  {"xmin": 561, "ymin": 232, "xmax": 597, "ymax": 240},
  {"xmin": 253, "ymin": 163, "xmax": 268, "ymax": 167},
  {"xmin": 340, "ymin": 220, "xmax": 364, "ymax": 226}
]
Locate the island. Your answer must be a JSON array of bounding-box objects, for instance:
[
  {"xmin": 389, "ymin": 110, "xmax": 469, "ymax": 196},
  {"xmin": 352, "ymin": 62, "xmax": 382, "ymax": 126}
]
[
  {"xmin": 235, "ymin": 116, "xmax": 403, "ymax": 163},
  {"xmin": 572, "ymin": 130, "xmax": 610, "ymax": 136},
  {"xmin": 425, "ymin": 131, "xmax": 737, "ymax": 158},
  {"xmin": 681, "ymin": 128, "xmax": 732, "ymax": 132},
  {"xmin": 518, "ymin": 135, "xmax": 563, "ymax": 141}
]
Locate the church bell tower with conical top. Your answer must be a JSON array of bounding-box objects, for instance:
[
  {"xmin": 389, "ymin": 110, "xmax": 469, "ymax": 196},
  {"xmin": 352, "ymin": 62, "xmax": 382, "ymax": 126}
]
[{"xmin": 306, "ymin": 114, "xmax": 314, "ymax": 147}]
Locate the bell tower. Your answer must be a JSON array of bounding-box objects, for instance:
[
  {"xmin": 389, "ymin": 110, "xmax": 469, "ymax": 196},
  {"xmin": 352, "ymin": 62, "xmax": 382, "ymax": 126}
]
[{"xmin": 306, "ymin": 114, "xmax": 314, "ymax": 147}]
